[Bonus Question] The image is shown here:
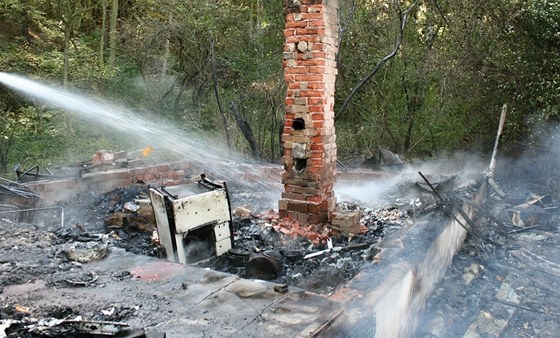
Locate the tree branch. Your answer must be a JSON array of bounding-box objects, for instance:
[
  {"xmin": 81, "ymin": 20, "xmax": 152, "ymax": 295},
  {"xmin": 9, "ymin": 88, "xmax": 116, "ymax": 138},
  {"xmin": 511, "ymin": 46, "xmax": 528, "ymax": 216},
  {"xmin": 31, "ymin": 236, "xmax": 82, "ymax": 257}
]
[{"xmin": 335, "ymin": 0, "xmax": 419, "ymax": 120}]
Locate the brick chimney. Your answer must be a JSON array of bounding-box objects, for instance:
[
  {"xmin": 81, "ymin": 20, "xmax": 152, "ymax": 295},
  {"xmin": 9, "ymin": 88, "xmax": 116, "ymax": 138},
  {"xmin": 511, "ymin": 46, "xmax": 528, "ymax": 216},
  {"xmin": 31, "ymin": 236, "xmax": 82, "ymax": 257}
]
[{"xmin": 279, "ymin": 0, "xmax": 339, "ymax": 224}]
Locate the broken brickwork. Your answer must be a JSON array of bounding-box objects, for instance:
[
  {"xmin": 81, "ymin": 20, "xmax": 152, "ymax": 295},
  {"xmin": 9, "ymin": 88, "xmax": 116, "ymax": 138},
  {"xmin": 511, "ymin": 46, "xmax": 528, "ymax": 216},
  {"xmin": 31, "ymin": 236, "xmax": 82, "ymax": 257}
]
[{"xmin": 279, "ymin": 0, "xmax": 339, "ymax": 224}]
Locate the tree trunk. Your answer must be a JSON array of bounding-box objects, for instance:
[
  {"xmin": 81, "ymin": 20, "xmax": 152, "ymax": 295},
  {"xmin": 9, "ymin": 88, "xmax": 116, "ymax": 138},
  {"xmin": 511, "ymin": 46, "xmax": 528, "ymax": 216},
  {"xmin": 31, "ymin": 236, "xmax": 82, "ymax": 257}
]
[
  {"xmin": 161, "ymin": 13, "xmax": 172, "ymax": 79},
  {"xmin": 0, "ymin": 127, "xmax": 14, "ymax": 174},
  {"xmin": 210, "ymin": 39, "xmax": 231, "ymax": 150},
  {"xmin": 63, "ymin": 22, "xmax": 73, "ymax": 133},
  {"xmin": 108, "ymin": 0, "xmax": 118, "ymax": 67},
  {"xmin": 99, "ymin": 0, "xmax": 107, "ymax": 67},
  {"xmin": 230, "ymin": 102, "xmax": 260, "ymax": 159},
  {"xmin": 63, "ymin": 24, "xmax": 70, "ymax": 87}
]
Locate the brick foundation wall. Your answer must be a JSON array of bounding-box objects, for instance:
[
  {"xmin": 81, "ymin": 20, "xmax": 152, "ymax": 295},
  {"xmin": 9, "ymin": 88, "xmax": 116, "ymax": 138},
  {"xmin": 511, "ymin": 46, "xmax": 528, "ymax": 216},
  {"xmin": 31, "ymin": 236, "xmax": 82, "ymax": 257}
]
[
  {"xmin": 279, "ymin": 0, "xmax": 339, "ymax": 224},
  {"xmin": 24, "ymin": 161, "xmax": 282, "ymax": 206}
]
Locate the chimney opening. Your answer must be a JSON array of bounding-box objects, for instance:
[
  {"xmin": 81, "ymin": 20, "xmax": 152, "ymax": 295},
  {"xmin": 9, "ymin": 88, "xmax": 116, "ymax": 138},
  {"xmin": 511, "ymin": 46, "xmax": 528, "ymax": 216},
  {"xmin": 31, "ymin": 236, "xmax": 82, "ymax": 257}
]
[
  {"xmin": 292, "ymin": 118, "xmax": 305, "ymax": 130},
  {"xmin": 295, "ymin": 158, "xmax": 307, "ymax": 171}
]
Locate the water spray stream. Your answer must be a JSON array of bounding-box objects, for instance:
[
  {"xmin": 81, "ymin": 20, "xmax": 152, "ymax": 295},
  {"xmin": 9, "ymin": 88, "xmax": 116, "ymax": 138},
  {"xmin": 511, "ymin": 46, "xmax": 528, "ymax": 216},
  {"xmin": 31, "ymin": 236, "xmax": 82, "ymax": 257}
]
[{"xmin": 0, "ymin": 73, "xmax": 281, "ymax": 196}]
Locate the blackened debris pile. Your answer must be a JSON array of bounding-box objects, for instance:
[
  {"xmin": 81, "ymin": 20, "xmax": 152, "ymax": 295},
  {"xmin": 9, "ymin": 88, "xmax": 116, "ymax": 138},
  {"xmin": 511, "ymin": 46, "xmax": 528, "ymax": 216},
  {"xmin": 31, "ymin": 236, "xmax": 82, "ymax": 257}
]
[
  {"xmin": 55, "ymin": 177, "xmax": 423, "ymax": 294},
  {"xmin": 198, "ymin": 203, "xmax": 411, "ymax": 294},
  {"xmin": 417, "ymin": 151, "xmax": 560, "ymax": 337},
  {"xmin": 60, "ymin": 182, "xmax": 155, "ymax": 256},
  {"xmin": 57, "ymin": 179, "xmax": 423, "ymax": 294}
]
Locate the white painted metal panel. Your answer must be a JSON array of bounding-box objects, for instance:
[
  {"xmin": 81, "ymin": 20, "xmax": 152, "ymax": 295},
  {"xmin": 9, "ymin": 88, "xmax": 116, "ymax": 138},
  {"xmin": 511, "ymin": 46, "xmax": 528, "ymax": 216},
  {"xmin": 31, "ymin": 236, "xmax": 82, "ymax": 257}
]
[
  {"xmin": 215, "ymin": 237, "xmax": 232, "ymax": 256},
  {"xmin": 175, "ymin": 233, "xmax": 187, "ymax": 264},
  {"xmin": 149, "ymin": 188, "xmax": 176, "ymax": 262},
  {"xmin": 213, "ymin": 222, "xmax": 231, "ymax": 242},
  {"xmin": 172, "ymin": 189, "xmax": 231, "ymax": 234}
]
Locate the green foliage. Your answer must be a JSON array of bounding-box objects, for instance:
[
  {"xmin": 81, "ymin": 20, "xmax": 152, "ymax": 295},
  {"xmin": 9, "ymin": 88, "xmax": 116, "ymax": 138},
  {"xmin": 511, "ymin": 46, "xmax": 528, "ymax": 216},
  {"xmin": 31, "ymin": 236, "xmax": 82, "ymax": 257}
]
[
  {"xmin": 0, "ymin": 0, "xmax": 559, "ymax": 173},
  {"xmin": 334, "ymin": 0, "xmax": 560, "ymax": 158}
]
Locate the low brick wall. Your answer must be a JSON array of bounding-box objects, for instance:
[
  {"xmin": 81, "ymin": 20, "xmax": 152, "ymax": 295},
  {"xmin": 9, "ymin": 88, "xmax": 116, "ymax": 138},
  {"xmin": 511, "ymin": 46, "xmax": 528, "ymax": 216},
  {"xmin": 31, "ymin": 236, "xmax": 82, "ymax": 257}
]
[
  {"xmin": 23, "ymin": 162, "xmax": 391, "ymax": 207},
  {"xmin": 23, "ymin": 161, "xmax": 284, "ymax": 206}
]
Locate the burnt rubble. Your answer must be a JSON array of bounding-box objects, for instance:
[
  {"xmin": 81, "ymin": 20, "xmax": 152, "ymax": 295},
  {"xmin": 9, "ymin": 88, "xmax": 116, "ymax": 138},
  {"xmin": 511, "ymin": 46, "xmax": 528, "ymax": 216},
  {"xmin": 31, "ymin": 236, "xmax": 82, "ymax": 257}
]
[
  {"xmin": 14, "ymin": 171, "xmax": 481, "ymax": 299},
  {"xmin": 56, "ymin": 180, "xmax": 415, "ymax": 295},
  {"xmin": 196, "ymin": 204, "xmax": 409, "ymax": 294},
  {"xmin": 8, "ymin": 158, "xmax": 557, "ymax": 337},
  {"xmin": 416, "ymin": 152, "xmax": 560, "ymax": 337}
]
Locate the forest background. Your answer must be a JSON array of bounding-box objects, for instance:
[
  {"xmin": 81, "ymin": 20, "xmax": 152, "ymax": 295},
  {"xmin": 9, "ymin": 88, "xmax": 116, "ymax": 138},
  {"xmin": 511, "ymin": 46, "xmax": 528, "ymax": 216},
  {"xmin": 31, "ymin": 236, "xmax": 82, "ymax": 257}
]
[{"xmin": 0, "ymin": 0, "xmax": 559, "ymax": 175}]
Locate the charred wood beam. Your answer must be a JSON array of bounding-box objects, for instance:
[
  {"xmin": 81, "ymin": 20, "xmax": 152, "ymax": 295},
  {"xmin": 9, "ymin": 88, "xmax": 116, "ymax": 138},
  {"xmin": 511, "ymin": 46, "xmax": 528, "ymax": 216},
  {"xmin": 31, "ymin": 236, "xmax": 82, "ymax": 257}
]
[
  {"xmin": 486, "ymin": 104, "xmax": 508, "ymax": 178},
  {"xmin": 452, "ymin": 194, "xmax": 507, "ymax": 232},
  {"xmin": 418, "ymin": 171, "xmax": 502, "ymax": 247}
]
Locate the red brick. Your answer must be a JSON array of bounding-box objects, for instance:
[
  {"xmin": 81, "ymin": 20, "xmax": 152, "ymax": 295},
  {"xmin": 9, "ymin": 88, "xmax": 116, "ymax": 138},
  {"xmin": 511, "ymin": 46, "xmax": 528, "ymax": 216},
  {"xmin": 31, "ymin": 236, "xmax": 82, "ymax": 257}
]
[
  {"xmin": 287, "ymin": 201, "xmax": 308, "ymax": 213},
  {"xmin": 284, "ymin": 29, "xmax": 295, "ymax": 37},
  {"xmin": 309, "ymin": 105, "xmax": 324, "ymax": 113},
  {"xmin": 296, "ymin": 27, "xmax": 320, "ymax": 35},
  {"xmin": 286, "ymin": 21, "xmax": 307, "ymax": 29},
  {"xmin": 295, "ymin": 74, "xmax": 323, "ymax": 82},
  {"xmin": 313, "ymin": 121, "xmax": 324, "ymax": 129},
  {"xmin": 284, "ymin": 74, "xmax": 295, "ymax": 82},
  {"xmin": 307, "ymin": 82, "xmax": 325, "ymax": 89},
  {"xmin": 308, "ymin": 66, "xmax": 325, "ymax": 74},
  {"xmin": 312, "ymin": 51, "xmax": 326, "ymax": 58},
  {"xmin": 288, "ymin": 82, "xmax": 300, "ymax": 89},
  {"xmin": 285, "ymin": 36, "xmax": 300, "ymax": 44},
  {"xmin": 306, "ymin": 195, "xmax": 322, "ymax": 203},
  {"xmin": 285, "ymin": 67, "xmax": 309, "ymax": 74},
  {"xmin": 300, "ymin": 90, "xmax": 322, "ymax": 97},
  {"xmin": 310, "ymin": 151, "xmax": 325, "ymax": 159},
  {"xmin": 307, "ymin": 19, "xmax": 326, "ymax": 28},
  {"xmin": 308, "ymin": 97, "xmax": 326, "ymax": 105}
]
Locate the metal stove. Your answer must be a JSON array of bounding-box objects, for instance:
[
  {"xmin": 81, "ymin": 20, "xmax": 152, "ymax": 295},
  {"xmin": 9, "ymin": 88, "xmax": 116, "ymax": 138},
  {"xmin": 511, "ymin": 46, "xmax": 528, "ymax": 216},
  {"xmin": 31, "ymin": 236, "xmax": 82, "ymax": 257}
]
[{"xmin": 149, "ymin": 174, "xmax": 233, "ymax": 264}]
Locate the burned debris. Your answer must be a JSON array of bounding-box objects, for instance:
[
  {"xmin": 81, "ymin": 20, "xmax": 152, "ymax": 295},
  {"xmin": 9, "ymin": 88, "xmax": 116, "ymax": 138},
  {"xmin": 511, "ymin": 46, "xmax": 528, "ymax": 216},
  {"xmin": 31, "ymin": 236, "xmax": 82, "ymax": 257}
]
[
  {"xmin": 0, "ymin": 177, "xmax": 43, "ymax": 224},
  {"xmin": 415, "ymin": 149, "xmax": 560, "ymax": 337},
  {"xmin": 51, "ymin": 174, "xmax": 415, "ymax": 295},
  {"xmin": 13, "ymin": 150, "xmax": 139, "ymax": 183},
  {"xmin": 3, "ymin": 145, "xmax": 559, "ymax": 337}
]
